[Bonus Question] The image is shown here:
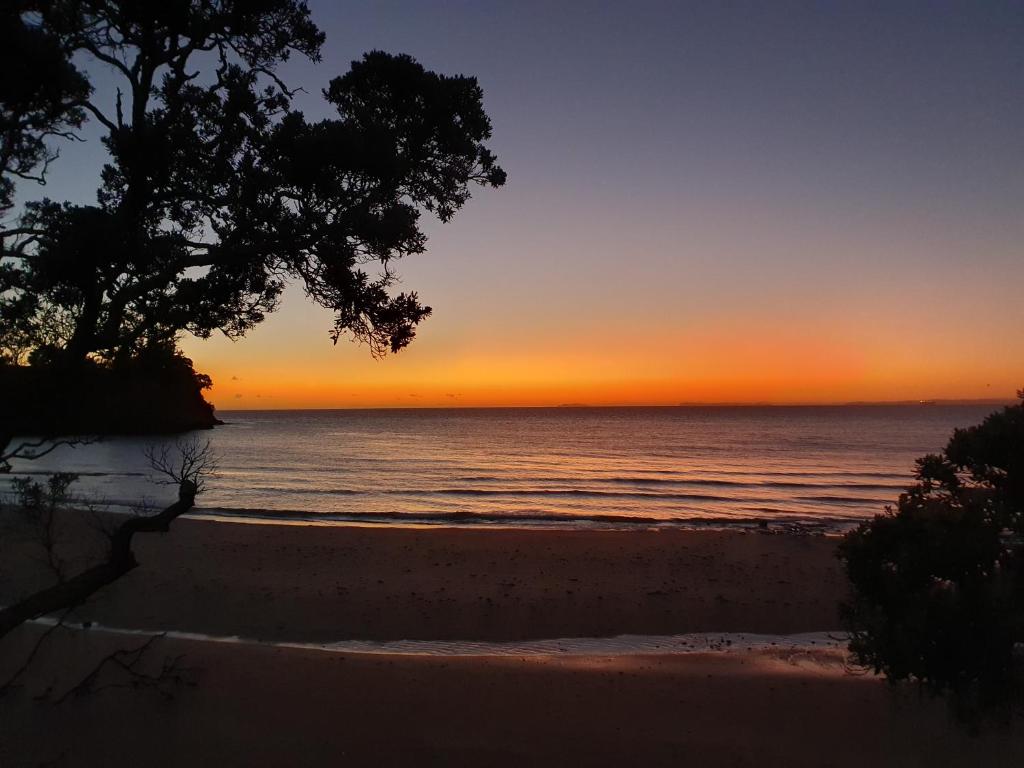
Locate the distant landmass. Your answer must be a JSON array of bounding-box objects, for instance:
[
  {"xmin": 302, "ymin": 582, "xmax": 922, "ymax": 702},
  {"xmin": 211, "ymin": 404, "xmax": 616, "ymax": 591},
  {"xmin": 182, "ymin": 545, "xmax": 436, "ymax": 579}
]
[
  {"xmin": 676, "ymin": 399, "xmax": 1015, "ymax": 407},
  {"xmin": 217, "ymin": 398, "xmax": 1017, "ymax": 414},
  {"xmin": 839, "ymin": 398, "xmax": 1013, "ymax": 407},
  {"xmin": 2, "ymin": 364, "xmax": 220, "ymax": 436}
]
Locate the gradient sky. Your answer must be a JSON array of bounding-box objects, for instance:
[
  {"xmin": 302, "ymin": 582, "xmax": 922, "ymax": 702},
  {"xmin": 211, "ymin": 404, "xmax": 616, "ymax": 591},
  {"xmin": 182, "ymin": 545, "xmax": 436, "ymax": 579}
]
[{"xmin": 22, "ymin": 1, "xmax": 1024, "ymax": 408}]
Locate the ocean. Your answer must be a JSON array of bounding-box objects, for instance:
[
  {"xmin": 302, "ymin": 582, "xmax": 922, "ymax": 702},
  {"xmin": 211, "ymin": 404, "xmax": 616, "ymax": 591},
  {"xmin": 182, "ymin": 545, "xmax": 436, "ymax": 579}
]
[{"xmin": 3, "ymin": 405, "xmax": 998, "ymax": 531}]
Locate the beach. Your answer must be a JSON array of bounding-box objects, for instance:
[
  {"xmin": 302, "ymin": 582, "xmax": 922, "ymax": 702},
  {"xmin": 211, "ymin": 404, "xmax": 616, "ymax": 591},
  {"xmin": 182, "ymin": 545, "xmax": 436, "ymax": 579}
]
[
  {"xmin": 4, "ymin": 0, "xmax": 1020, "ymax": 762},
  {"xmin": 2, "ymin": 517, "xmax": 847, "ymax": 641},
  {"xmin": 3, "ymin": 517, "xmax": 1023, "ymax": 765},
  {"xmin": 5, "ymin": 629, "xmax": 1022, "ymax": 767}
]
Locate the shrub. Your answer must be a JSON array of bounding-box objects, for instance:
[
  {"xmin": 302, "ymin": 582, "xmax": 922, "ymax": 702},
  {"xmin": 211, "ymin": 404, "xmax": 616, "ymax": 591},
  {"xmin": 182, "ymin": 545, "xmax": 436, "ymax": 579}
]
[{"xmin": 839, "ymin": 392, "xmax": 1024, "ymax": 720}]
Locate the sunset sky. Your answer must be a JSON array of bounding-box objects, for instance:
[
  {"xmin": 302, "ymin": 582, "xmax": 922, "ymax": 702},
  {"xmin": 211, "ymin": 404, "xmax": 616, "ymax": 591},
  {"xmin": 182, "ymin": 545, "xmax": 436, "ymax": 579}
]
[{"xmin": 29, "ymin": 1, "xmax": 1024, "ymax": 408}]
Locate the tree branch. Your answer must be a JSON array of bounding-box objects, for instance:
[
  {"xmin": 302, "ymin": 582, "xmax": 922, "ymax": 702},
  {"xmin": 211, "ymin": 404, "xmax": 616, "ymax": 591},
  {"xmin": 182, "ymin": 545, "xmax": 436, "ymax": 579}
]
[
  {"xmin": 52, "ymin": 632, "xmax": 196, "ymax": 704},
  {"xmin": 0, "ymin": 479, "xmax": 196, "ymax": 642},
  {"xmin": 1, "ymin": 436, "xmax": 95, "ymax": 465},
  {"xmin": 0, "ymin": 228, "xmax": 49, "ymax": 239},
  {"xmin": 0, "ymin": 609, "xmax": 73, "ymax": 696},
  {"xmin": 76, "ymin": 100, "xmax": 116, "ymax": 133},
  {"xmin": 81, "ymin": 42, "xmax": 135, "ymax": 84}
]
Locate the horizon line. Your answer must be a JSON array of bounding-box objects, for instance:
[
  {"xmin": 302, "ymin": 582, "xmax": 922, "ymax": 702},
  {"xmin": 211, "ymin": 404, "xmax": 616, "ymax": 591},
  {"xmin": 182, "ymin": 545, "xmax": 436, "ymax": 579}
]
[{"xmin": 213, "ymin": 398, "xmax": 1016, "ymax": 413}]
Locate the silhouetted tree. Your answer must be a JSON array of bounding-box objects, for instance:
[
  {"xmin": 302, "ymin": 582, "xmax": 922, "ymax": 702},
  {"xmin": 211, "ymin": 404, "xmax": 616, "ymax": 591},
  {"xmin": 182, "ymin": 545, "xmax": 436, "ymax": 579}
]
[
  {"xmin": 1, "ymin": 1, "xmax": 505, "ymax": 369},
  {"xmin": 0, "ymin": 0, "xmax": 504, "ymax": 647},
  {"xmin": 839, "ymin": 391, "xmax": 1024, "ymax": 721},
  {"xmin": 0, "ymin": 439, "xmax": 215, "ymax": 643},
  {"xmin": 0, "ymin": 2, "xmax": 89, "ymax": 215}
]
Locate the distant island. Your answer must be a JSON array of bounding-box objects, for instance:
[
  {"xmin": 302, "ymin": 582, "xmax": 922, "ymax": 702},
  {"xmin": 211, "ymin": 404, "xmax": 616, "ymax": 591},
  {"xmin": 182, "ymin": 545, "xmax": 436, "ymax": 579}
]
[{"xmin": 677, "ymin": 399, "xmax": 1015, "ymax": 408}]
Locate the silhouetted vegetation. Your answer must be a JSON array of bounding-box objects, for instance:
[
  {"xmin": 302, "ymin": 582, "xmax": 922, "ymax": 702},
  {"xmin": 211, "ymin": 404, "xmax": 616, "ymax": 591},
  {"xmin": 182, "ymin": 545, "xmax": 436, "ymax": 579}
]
[
  {"xmin": 0, "ymin": 2, "xmax": 89, "ymax": 215},
  {"xmin": 1, "ymin": 1, "xmax": 504, "ymax": 432},
  {"xmin": 839, "ymin": 391, "xmax": 1024, "ymax": 721},
  {"xmin": 0, "ymin": 439, "xmax": 215, "ymax": 642},
  {"xmin": 1, "ymin": 346, "xmax": 218, "ymax": 435}
]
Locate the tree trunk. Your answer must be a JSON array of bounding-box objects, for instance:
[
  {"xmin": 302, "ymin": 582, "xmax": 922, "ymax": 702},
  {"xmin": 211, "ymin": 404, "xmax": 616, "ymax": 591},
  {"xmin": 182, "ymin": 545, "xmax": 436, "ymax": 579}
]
[{"xmin": 0, "ymin": 480, "xmax": 195, "ymax": 641}]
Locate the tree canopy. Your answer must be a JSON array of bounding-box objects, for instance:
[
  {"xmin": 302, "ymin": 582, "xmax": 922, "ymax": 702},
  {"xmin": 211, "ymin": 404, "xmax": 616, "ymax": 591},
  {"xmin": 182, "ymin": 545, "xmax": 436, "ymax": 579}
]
[
  {"xmin": 1, "ymin": 1, "xmax": 505, "ymax": 368},
  {"xmin": 839, "ymin": 393, "xmax": 1024, "ymax": 721},
  {"xmin": 0, "ymin": 2, "xmax": 89, "ymax": 215}
]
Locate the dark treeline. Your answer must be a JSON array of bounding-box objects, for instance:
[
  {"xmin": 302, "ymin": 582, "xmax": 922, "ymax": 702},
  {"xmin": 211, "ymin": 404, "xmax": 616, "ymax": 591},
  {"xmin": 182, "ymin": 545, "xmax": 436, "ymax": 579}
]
[{"xmin": 0, "ymin": 348, "xmax": 218, "ymax": 435}]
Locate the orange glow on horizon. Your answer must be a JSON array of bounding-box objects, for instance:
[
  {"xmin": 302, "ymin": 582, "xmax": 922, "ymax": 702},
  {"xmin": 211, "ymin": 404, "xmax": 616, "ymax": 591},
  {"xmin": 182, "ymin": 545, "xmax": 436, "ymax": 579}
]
[{"xmin": 185, "ymin": 318, "xmax": 1022, "ymax": 411}]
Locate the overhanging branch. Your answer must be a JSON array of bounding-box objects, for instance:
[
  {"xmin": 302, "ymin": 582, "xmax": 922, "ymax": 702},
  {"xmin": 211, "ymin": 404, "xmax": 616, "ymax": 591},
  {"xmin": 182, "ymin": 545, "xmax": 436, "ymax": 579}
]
[{"xmin": 0, "ymin": 480, "xmax": 197, "ymax": 642}]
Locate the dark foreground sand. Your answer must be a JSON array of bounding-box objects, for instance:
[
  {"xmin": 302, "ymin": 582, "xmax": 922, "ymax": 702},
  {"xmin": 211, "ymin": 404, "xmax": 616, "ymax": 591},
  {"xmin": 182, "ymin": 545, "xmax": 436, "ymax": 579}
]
[
  {"xmin": 3, "ymin": 628, "xmax": 1022, "ymax": 767},
  {"xmin": 2, "ymin": 518, "xmax": 1023, "ymax": 765}
]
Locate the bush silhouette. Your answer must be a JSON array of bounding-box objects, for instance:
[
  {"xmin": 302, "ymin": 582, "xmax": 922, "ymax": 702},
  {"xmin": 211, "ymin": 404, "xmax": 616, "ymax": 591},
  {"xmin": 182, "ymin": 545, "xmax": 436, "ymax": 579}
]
[{"xmin": 839, "ymin": 392, "xmax": 1024, "ymax": 720}]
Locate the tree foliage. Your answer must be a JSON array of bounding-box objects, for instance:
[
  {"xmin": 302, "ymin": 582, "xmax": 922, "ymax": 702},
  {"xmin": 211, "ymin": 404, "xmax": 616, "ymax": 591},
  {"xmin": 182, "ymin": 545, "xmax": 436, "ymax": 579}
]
[
  {"xmin": 1, "ymin": 1, "xmax": 505, "ymax": 367},
  {"xmin": 0, "ymin": 2, "xmax": 89, "ymax": 215},
  {"xmin": 839, "ymin": 392, "xmax": 1024, "ymax": 720}
]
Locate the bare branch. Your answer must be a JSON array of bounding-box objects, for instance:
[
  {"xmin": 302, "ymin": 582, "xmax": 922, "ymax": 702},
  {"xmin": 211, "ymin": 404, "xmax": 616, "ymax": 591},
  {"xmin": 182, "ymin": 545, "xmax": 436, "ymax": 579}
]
[
  {"xmin": 0, "ymin": 477, "xmax": 197, "ymax": 641},
  {"xmin": 81, "ymin": 42, "xmax": 135, "ymax": 83},
  {"xmin": 52, "ymin": 633, "xmax": 196, "ymax": 704},
  {"xmin": 1, "ymin": 436, "xmax": 98, "ymax": 473},
  {"xmin": 78, "ymin": 100, "xmax": 118, "ymax": 133},
  {"xmin": 143, "ymin": 439, "xmax": 217, "ymax": 494},
  {"xmin": 0, "ymin": 609, "xmax": 75, "ymax": 696},
  {"xmin": 0, "ymin": 441, "xmax": 213, "ymax": 641}
]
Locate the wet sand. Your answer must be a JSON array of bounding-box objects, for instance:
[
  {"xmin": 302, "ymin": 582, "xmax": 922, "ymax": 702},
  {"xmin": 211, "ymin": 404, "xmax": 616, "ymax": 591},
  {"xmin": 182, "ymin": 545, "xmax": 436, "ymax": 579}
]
[{"xmin": 3, "ymin": 627, "xmax": 1022, "ymax": 767}]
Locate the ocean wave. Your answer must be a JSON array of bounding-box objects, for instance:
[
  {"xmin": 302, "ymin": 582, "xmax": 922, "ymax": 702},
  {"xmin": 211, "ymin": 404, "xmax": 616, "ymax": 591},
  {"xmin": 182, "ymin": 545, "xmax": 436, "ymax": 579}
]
[
  {"xmin": 132, "ymin": 483, "xmax": 892, "ymax": 503},
  {"xmin": 438, "ymin": 474, "xmax": 904, "ymax": 490},
  {"xmin": 188, "ymin": 505, "xmax": 853, "ymax": 532},
  {"xmin": 801, "ymin": 494, "xmax": 889, "ymax": 504},
  {"xmin": 758, "ymin": 480, "xmax": 902, "ymax": 491},
  {"xmin": 1, "ymin": 469, "xmax": 149, "ymax": 478},
  {"xmin": 398, "ymin": 488, "xmax": 735, "ymax": 501}
]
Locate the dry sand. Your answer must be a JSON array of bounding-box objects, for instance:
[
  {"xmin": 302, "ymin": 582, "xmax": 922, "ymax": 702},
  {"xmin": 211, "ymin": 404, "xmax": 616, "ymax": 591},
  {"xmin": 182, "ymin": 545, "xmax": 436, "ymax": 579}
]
[
  {"xmin": 1, "ymin": 517, "xmax": 847, "ymax": 641},
  {"xmin": 2, "ymin": 518, "xmax": 1023, "ymax": 766}
]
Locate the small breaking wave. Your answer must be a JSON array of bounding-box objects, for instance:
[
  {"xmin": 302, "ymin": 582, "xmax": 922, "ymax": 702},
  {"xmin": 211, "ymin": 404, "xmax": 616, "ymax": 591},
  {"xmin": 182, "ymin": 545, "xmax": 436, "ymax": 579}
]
[
  {"xmin": 185, "ymin": 505, "xmax": 849, "ymax": 533},
  {"xmin": 25, "ymin": 613, "xmax": 848, "ymax": 657}
]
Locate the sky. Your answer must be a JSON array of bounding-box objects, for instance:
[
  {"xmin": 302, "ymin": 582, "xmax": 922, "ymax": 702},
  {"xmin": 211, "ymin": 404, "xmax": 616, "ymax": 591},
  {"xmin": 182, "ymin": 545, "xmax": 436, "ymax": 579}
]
[{"xmin": 22, "ymin": 1, "xmax": 1024, "ymax": 408}]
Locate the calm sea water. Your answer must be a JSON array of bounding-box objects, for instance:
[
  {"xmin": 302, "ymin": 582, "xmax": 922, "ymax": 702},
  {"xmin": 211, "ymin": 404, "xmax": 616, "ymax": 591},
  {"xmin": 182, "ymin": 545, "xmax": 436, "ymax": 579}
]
[{"xmin": 3, "ymin": 405, "xmax": 998, "ymax": 530}]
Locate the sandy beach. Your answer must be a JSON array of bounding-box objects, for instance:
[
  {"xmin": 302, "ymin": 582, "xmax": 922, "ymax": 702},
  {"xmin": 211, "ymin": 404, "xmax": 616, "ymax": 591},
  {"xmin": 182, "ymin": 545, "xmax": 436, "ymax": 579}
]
[
  {"xmin": 2, "ymin": 518, "xmax": 1022, "ymax": 765},
  {"xmin": 4, "ymin": 624, "xmax": 1023, "ymax": 766},
  {"xmin": 2, "ymin": 517, "xmax": 847, "ymax": 641}
]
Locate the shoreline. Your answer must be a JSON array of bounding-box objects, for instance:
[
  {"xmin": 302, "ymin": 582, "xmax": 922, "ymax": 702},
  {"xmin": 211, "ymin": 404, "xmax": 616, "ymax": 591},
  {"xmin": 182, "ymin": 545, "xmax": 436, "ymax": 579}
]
[
  {"xmin": 0, "ymin": 498, "xmax": 862, "ymax": 534},
  {"xmin": 22, "ymin": 613, "xmax": 848, "ymax": 656}
]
